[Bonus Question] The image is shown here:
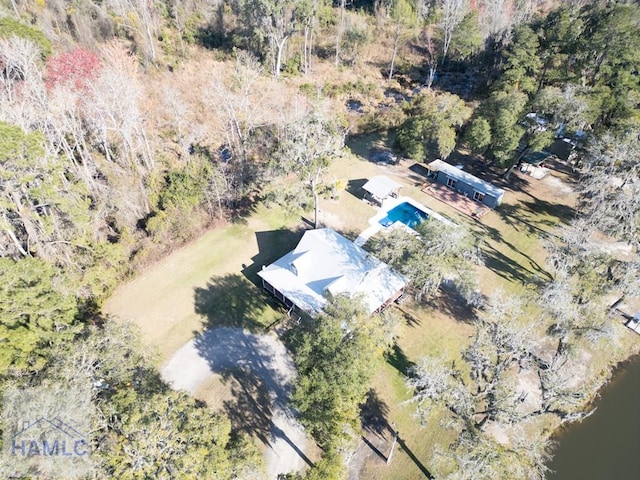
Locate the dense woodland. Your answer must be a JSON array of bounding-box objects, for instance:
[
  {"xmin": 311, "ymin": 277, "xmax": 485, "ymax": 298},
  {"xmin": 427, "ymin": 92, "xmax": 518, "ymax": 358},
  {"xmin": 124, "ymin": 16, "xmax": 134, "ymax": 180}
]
[{"xmin": 0, "ymin": 0, "xmax": 639, "ymax": 478}]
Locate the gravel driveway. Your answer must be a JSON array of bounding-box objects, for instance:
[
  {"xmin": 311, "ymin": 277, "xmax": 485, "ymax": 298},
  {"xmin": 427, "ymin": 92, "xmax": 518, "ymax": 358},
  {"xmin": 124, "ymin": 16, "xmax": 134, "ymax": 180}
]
[{"xmin": 161, "ymin": 327, "xmax": 309, "ymax": 479}]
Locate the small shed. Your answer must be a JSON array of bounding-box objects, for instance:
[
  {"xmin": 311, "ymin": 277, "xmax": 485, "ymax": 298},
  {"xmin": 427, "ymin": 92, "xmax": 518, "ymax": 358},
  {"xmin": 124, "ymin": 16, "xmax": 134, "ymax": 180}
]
[
  {"xmin": 522, "ymin": 151, "xmax": 552, "ymax": 166},
  {"xmin": 362, "ymin": 176, "xmax": 401, "ymax": 205},
  {"xmin": 426, "ymin": 160, "xmax": 505, "ymax": 208},
  {"xmin": 549, "ymin": 138, "xmax": 576, "ymax": 161},
  {"xmin": 520, "ymin": 152, "xmax": 551, "ymax": 179}
]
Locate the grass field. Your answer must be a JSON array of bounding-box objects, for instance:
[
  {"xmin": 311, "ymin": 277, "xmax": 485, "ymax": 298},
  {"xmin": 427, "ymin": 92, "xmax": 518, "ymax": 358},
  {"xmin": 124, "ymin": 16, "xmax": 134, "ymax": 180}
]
[
  {"xmin": 356, "ymin": 297, "xmax": 476, "ymax": 480},
  {"xmin": 105, "ymin": 134, "xmax": 602, "ymax": 479},
  {"xmin": 104, "ymin": 203, "xmax": 304, "ymax": 363},
  {"xmin": 320, "ymin": 145, "xmax": 587, "ymax": 479}
]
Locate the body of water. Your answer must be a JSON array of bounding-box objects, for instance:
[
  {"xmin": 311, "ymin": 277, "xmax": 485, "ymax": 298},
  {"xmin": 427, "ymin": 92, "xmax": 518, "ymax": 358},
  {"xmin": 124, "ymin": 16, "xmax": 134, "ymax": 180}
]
[{"xmin": 547, "ymin": 355, "xmax": 640, "ymax": 479}]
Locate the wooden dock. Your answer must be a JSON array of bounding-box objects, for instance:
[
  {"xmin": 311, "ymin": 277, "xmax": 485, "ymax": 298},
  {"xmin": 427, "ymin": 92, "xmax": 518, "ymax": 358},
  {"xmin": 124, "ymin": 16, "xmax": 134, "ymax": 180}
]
[{"xmin": 609, "ymin": 295, "xmax": 640, "ymax": 335}]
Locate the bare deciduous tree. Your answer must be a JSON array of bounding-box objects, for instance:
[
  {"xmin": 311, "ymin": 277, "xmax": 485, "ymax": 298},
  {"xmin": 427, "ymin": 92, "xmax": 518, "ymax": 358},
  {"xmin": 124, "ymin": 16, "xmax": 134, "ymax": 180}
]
[
  {"xmin": 579, "ymin": 130, "xmax": 640, "ymax": 252},
  {"xmin": 207, "ymin": 52, "xmax": 272, "ymax": 205},
  {"xmin": 438, "ymin": 0, "xmax": 469, "ymax": 60},
  {"xmin": 82, "ymin": 42, "xmax": 152, "ymax": 222},
  {"xmin": 388, "ymin": 0, "xmax": 415, "ymax": 80},
  {"xmin": 0, "ymin": 37, "xmax": 48, "ymax": 129},
  {"xmin": 269, "ymin": 104, "xmax": 346, "ymax": 227},
  {"xmin": 407, "ymin": 356, "xmax": 475, "ymax": 425},
  {"xmin": 422, "ymin": 26, "xmax": 439, "ymax": 87}
]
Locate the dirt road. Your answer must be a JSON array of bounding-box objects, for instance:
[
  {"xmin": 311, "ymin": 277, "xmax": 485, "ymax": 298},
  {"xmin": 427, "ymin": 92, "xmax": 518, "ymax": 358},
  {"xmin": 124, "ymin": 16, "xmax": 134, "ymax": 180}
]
[{"xmin": 161, "ymin": 327, "xmax": 309, "ymax": 479}]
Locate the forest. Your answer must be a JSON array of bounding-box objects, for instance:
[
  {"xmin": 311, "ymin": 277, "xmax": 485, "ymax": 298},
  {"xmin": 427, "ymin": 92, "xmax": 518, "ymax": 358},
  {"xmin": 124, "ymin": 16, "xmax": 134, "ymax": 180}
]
[{"xmin": 0, "ymin": 0, "xmax": 639, "ymax": 478}]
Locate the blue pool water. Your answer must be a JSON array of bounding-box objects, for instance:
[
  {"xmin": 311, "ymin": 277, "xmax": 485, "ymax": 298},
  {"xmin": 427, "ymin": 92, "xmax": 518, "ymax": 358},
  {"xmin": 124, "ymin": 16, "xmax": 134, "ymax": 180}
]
[{"xmin": 379, "ymin": 202, "xmax": 428, "ymax": 229}]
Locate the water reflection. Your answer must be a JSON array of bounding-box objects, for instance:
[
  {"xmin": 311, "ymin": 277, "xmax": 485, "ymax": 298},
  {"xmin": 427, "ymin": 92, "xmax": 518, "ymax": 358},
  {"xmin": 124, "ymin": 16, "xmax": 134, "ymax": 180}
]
[{"xmin": 547, "ymin": 356, "xmax": 640, "ymax": 479}]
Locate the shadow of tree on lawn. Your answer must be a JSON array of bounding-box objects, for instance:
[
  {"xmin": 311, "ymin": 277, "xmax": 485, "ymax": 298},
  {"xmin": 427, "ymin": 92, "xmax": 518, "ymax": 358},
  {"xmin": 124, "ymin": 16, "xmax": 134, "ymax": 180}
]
[
  {"xmin": 520, "ymin": 197, "xmax": 576, "ymax": 224},
  {"xmin": 431, "ymin": 285, "xmax": 478, "ymax": 324},
  {"xmin": 482, "ymin": 244, "xmax": 538, "ymax": 285},
  {"xmin": 394, "ymin": 305, "xmax": 422, "ymax": 328},
  {"xmin": 194, "ymin": 273, "xmax": 272, "ymax": 330},
  {"xmin": 470, "ymin": 208, "xmax": 554, "ymax": 285},
  {"xmin": 496, "ymin": 201, "xmax": 573, "ymax": 238},
  {"xmin": 360, "ymin": 389, "xmax": 391, "ymax": 439},
  {"xmin": 385, "ymin": 344, "xmax": 416, "ymax": 377}
]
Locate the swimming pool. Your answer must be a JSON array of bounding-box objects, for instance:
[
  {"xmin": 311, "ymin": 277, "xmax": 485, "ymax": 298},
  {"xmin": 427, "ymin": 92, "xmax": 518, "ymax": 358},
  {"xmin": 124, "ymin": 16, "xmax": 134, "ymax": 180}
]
[{"xmin": 378, "ymin": 201, "xmax": 429, "ymax": 229}]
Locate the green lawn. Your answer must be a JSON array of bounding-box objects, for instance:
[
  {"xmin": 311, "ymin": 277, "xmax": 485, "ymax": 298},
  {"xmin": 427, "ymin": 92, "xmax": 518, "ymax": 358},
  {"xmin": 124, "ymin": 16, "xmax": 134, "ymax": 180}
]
[
  {"xmin": 320, "ymin": 145, "xmax": 586, "ymax": 479},
  {"xmin": 104, "ymin": 204, "xmax": 303, "ymax": 363},
  {"xmin": 105, "ymin": 136, "xmax": 592, "ymax": 479}
]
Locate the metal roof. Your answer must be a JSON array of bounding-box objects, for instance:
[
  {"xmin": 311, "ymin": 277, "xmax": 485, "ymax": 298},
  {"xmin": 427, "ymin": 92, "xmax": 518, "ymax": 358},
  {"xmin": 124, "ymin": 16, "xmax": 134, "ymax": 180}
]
[
  {"xmin": 427, "ymin": 160, "xmax": 505, "ymax": 199},
  {"xmin": 258, "ymin": 228, "xmax": 408, "ymax": 315},
  {"xmin": 362, "ymin": 175, "xmax": 402, "ymax": 200},
  {"xmin": 522, "ymin": 151, "xmax": 552, "ymax": 165}
]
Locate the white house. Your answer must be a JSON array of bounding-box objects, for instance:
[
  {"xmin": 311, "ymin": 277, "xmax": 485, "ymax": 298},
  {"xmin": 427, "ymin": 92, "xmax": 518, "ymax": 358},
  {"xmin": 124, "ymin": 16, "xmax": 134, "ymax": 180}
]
[{"xmin": 258, "ymin": 228, "xmax": 408, "ymax": 315}]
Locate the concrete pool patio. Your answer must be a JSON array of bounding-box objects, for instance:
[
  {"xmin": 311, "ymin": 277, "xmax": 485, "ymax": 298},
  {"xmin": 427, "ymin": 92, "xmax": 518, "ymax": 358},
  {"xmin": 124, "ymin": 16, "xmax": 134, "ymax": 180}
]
[{"xmin": 355, "ymin": 196, "xmax": 456, "ymax": 246}]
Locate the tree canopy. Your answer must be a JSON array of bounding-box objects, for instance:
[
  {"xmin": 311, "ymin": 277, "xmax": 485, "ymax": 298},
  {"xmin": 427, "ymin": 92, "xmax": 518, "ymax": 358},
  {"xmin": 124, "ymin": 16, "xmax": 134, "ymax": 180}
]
[
  {"xmin": 1, "ymin": 1, "xmax": 639, "ymax": 478},
  {"xmin": 369, "ymin": 218, "xmax": 481, "ymax": 302},
  {"xmin": 288, "ymin": 294, "xmax": 397, "ymax": 449}
]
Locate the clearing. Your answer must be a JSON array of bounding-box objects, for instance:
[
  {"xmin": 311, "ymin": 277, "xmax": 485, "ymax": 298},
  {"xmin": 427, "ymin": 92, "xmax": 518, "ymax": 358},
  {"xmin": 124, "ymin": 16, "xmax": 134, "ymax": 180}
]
[
  {"xmin": 104, "ymin": 132, "xmax": 606, "ymax": 480},
  {"xmin": 103, "ymin": 204, "xmax": 303, "ymax": 362}
]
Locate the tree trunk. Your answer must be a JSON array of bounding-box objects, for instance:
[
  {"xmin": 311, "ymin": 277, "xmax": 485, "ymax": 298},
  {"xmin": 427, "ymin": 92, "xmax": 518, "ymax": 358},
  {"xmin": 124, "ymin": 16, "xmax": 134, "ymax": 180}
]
[
  {"xmin": 442, "ymin": 34, "xmax": 451, "ymax": 64},
  {"xmin": 141, "ymin": 6, "xmax": 157, "ymax": 63},
  {"xmin": 274, "ymin": 36, "xmax": 289, "ymax": 79},
  {"xmin": 388, "ymin": 22, "xmax": 401, "ymax": 81},
  {"xmin": 1, "ymin": 213, "xmax": 29, "ymax": 257},
  {"xmin": 426, "ymin": 65, "xmax": 436, "ymax": 88},
  {"xmin": 537, "ymin": 55, "xmax": 553, "ymax": 92},
  {"xmin": 504, "ymin": 163, "xmax": 518, "ymax": 180},
  {"xmin": 303, "ymin": 23, "xmax": 309, "ymax": 75},
  {"xmin": 504, "ymin": 145, "xmax": 531, "ymax": 180},
  {"xmin": 313, "ymin": 189, "xmax": 320, "ymax": 229},
  {"xmin": 10, "ymin": 190, "xmax": 42, "ymax": 249},
  {"xmin": 335, "ymin": 0, "xmax": 346, "ymax": 67},
  {"xmin": 312, "ymin": 168, "xmax": 323, "ymax": 228},
  {"xmin": 424, "ymin": 29, "xmax": 438, "ymax": 88},
  {"xmin": 309, "ymin": 13, "xmax": 315, "ymax": 73}
]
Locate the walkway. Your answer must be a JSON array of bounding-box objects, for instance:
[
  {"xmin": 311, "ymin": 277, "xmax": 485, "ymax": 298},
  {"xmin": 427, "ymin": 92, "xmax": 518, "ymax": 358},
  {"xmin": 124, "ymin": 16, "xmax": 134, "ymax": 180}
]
[{"xmin": 354, "ymin": 224, "xmax": 383, "ymax": 246}]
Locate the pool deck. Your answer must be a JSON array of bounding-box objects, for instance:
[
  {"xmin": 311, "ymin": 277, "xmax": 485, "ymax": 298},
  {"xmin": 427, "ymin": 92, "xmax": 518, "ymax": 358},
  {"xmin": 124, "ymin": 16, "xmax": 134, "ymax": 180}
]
[
  {"xmin": 421, "ymin": 183, "xmax": 490, "ymax": 218},
  {"xmin": 354, "ymin": 224, "xmax": 382, "ymax": 246},
  {"xmin": 354, "ymin": 196, "xmax": 456, "ymax": 246}
]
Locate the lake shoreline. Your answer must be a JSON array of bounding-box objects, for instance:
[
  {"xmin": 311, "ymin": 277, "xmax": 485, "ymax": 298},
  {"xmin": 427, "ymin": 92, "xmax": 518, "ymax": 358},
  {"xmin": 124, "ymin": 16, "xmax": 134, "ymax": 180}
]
[{"xmin": 547, "ymin": 348, "xmax": 640, "ymax": 478}]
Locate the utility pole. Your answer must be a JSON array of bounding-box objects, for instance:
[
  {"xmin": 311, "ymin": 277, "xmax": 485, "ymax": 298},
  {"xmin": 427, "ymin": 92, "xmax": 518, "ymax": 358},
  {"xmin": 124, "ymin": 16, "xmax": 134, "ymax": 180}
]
[{"xmin": 387, "ymin": 422, "xmax": 398, "ymax": 465}]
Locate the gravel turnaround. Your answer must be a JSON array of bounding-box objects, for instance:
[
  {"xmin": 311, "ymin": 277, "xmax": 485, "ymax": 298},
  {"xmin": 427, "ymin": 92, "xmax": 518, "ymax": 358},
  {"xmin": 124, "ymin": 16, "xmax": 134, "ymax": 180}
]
[{"xmin": 162, "ymin": 327, "xmax": 309, "ymax": 479}]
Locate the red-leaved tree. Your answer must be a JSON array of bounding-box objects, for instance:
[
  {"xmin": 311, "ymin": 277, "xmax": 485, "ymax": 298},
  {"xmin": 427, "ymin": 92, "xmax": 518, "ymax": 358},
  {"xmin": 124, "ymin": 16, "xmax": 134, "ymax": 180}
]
[{"xmin": 45, "ymin": 47, "xmax": 101, "ymax": 91}]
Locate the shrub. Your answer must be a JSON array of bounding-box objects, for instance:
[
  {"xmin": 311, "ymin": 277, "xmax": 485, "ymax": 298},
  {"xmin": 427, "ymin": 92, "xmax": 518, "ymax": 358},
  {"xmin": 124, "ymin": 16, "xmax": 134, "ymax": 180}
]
[{"xmin": 0, "ymin": 17, "xmax": 52, "ymax": 57}]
